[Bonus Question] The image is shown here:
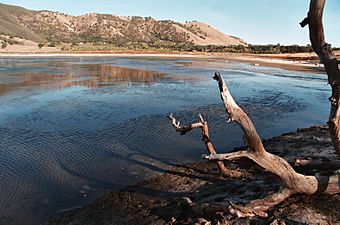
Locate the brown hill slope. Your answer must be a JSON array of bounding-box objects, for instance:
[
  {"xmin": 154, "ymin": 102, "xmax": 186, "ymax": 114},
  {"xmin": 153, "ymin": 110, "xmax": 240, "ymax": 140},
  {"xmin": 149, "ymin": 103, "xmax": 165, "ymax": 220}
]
[
  {"xmin": 0, "ymin": 3, "xmax": 246, "ymax": 46},
  {"xmin": 0, "ymin": 3, "xmax": 45, "ymax": 42}
]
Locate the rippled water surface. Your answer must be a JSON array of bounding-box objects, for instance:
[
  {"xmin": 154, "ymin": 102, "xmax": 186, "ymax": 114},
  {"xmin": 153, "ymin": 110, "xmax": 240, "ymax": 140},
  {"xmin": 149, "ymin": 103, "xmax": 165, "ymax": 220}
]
[{"xmin": 0, "ymin": 56, "xmax": 330, "ymax": 225}]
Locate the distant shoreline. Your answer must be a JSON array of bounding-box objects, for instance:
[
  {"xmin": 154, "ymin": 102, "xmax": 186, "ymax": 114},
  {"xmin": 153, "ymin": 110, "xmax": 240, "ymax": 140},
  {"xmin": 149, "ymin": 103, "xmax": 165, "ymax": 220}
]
[
  {"xmin": 0, "ymin": 52, "xmax": 209, "ymax": 58},
  {"xmin": 0, "ymin": 51, "xmax": 327, "ymax": 74}
]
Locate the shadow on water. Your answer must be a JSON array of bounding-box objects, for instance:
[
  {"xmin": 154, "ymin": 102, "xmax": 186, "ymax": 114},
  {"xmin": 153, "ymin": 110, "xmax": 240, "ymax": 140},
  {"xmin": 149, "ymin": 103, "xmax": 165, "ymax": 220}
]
[{"xmin": 57, "ymin": 149, "xmax": 177, "ymax": 190}]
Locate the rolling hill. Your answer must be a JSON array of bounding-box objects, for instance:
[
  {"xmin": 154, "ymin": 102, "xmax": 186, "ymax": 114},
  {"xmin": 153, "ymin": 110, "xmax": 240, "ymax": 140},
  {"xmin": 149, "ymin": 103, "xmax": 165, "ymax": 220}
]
[{"xmin": 0, "ymin": 3, "xmax": 246, "ymax": 47}]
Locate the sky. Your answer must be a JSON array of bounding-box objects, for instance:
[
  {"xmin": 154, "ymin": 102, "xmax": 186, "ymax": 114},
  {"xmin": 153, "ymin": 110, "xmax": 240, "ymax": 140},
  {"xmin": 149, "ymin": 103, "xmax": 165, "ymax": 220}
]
[{"xmin": 2, "ymin": 0, "xmax": 340, "ymax": 46}]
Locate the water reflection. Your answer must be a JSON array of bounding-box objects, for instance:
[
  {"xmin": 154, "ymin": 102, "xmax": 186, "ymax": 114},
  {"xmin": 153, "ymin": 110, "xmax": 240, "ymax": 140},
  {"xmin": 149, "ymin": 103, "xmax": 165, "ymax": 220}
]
[
  {"xmin": 176, "ymin": 60, "xmax": 228, "ymax": 69},
  {"xmin": 0, "ymin": 64, "xmax": 165, "ymax": 95},
  {"xmin": 75, "ymin": 64, "xmax": 166, "ymax": 88},
  {"xmin": 0, "ymin": 73, "xmax": 77, "ymax": 95}
]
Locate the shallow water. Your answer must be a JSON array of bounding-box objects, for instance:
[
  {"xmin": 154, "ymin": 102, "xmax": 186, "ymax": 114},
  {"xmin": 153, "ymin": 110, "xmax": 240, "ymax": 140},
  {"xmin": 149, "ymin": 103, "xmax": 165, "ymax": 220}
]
[{"xmin": 0, "ymin": 56, "xmax": 330, "ymax": 225}]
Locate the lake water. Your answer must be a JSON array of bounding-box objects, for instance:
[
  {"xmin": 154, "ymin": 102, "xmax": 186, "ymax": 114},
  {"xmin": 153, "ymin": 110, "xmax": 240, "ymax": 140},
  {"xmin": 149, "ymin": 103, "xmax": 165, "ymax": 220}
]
[{"xmin": 0, "ymin": 56, "xmax": 330, "ymax": 225}]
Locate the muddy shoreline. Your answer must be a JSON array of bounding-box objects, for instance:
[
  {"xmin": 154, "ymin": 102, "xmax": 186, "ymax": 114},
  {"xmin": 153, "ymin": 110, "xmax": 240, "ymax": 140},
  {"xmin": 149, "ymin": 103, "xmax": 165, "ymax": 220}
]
[
  {"xmin": 48, "ymin": 125, "xmax": 340, "ymax": 225},
  {"xmin": 1, "ymin": 51, "xmax": 339, "ymax": 74}
]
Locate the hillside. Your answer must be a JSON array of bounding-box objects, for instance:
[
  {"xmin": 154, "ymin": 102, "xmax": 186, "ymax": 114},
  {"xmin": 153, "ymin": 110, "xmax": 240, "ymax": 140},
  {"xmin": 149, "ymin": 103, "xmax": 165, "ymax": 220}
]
[
  {"xmin": 0, "ymin": 3, "xmax": 246, "ymax": 47},
  {"xmin": 0, "ymin": 3, "xmax": 45, "ymax": 42}
]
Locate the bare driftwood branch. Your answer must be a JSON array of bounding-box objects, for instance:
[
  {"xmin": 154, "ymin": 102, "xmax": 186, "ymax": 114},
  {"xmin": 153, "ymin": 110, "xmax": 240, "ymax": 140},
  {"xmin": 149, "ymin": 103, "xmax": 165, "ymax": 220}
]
[
  {"xmin": 201, "ymin": 73, "xmax": 340, "ymax": 217},
  {"xmin": 228, "ymin": 188, "xmax": 293, "ymax": 218},
  {"xmin": 294, "ymin": 158, "xmax": 340, "ymax": 171},
  {"xmin": 169, "ymin": 114, "xmax": 246, "ymax": 178},
  {"xmin": 169, "ymin": 113, "xmax": 204, "ymax": 135},
  {"xmin": 300, "ymin": 0, "xmax": 340, "ymax": 155},
  {"xmin": 170, "ymin": 73, "xmax": 339, "ymax": 218}
]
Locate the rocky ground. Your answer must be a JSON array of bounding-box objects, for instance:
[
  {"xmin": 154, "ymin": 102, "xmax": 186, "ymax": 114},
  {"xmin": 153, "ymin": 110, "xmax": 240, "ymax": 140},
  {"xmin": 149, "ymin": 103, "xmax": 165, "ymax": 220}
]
[{"xmin": 48, "ymin": 125, "xmax": 339, "ymax": 225}]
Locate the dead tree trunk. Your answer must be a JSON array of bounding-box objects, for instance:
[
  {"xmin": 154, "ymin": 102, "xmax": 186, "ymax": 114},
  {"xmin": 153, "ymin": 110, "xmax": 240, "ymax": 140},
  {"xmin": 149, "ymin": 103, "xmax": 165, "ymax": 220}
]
[
  {"xmin": 300, "ymin": 0, "xmax": 340, "ymax": 155},
  {"xmin": 169, "ymin": 73, "xmax": 339, "ymax": 218}
]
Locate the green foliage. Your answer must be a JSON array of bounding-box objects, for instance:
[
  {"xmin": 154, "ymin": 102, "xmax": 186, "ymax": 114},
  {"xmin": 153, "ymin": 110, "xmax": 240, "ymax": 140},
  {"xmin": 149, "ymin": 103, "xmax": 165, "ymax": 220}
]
[
  {"xmin": 6, "ymin": 38, "xmax": 21, "ymax": 45},
  {"xmin": 252, "ymin": 44, "xmax": 313, "ymax": 54},
  {"xmin": 71, "ymin": 42, "xmax": 78, "ymax": 47},
  {"xmin": 79, "ymin": 34, "xmax": 103, "ymax": 43},
  {"xmin": 161, "ymin": 43, "xmax": 314, "ymax": 54},
  {"xmin": 47, "ymin": 43, "xmax": 56, "ymax": 47},
  {"xmin": 1, "ymin": 41, "xmax": 7, "ymax": 49},
  {"xmin": 64, "ymin": 42, "xmax": 317, "ymax": 54}
]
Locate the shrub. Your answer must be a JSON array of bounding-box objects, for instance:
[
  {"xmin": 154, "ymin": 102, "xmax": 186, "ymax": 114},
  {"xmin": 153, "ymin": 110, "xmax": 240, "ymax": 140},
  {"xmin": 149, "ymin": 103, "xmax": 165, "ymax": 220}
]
[{"xmin": 1, "ymin": 42, "xmax": 7, "ymax": 49}]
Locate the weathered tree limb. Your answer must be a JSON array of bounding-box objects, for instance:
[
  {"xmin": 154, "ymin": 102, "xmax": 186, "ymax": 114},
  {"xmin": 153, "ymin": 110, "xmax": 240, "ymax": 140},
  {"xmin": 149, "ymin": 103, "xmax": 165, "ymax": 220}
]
[
  {"xmin": 169, "ymin": 72, "xmax": 339, "ymax": 217},
  {"xmin": 199, "ymin": 73, "xmax": 339, "ymax": 217},
  {"xmin": 169, "ymin": 113, "xmax": 204, "ymax": 135},
  {"xmin": 169, "ymin": 73, "xmax": 339, "ymax": 218},
  {"xmin": 300, "ymin": 0, "xmax": 340, "ymax": 155},
  {"xmin": 294, "ymin": 158, "xmax": 340, "ymax": 171},
  {"xmin": 214, "ymin": 73, "xmax": 264, "ymax": 153},
  {"xmin": 169, "ymin": 114, "xmax": 246, "ymax": 178},
  {"xmin": 228, "ymin": 188, "xmax": 293, "ymax": 218}
]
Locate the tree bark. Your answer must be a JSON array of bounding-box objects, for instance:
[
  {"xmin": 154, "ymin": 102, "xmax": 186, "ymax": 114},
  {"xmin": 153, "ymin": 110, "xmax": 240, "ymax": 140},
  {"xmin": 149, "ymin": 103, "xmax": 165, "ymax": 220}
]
[
  {"xmin": 206, "ymin": 73, "xmax": 339, "ymax": 217},
  {"xmin": 169, "ymin": 114, "xmax": 247, "ymax": 178},
  {"xmin": 300, "ymin": 0, "xmax": 340, "ymax": 155},
  {"xmin": 170, "ymin": 73, "xmax": 339, "ymax": 218}
]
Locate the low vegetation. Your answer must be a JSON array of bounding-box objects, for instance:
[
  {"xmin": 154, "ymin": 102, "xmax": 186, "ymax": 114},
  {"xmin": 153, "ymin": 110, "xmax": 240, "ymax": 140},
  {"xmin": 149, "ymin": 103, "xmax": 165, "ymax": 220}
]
[
  {"xmin": 1, "ymin": 41, "xmax": 7, "ymax": 49},
  {"xmin": 58, "ymin": 42, "xmax": 337, "ymax": 54},
  {"xmin": 165, "ymin": 43, "xmax": 318, "ymax": 53}
]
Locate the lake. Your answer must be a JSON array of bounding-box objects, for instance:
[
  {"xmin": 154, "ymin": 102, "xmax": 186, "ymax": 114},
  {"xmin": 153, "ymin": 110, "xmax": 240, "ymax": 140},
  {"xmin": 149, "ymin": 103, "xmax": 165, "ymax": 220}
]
[{"xmin": 0, "ymin": 56, "xmax": 330, "ymax": 225}]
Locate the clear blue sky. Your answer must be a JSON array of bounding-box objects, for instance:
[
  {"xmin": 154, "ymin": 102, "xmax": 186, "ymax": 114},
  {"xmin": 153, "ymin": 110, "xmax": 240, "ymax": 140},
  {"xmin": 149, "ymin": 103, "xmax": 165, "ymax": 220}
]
[{"xmin": 2, "ymin": 0, "xmax": 340, "ymax": 46}]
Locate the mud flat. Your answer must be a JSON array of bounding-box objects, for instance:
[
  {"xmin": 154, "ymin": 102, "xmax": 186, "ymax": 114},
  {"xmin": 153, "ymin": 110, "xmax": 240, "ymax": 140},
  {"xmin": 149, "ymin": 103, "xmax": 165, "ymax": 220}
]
[
  {"xmin": 2, "ymin": 50, "xmax": 339, "ymax": 74},
  {"xmin": 48, "ymin": 125, "xmax": 339, "ymax": 225}
]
